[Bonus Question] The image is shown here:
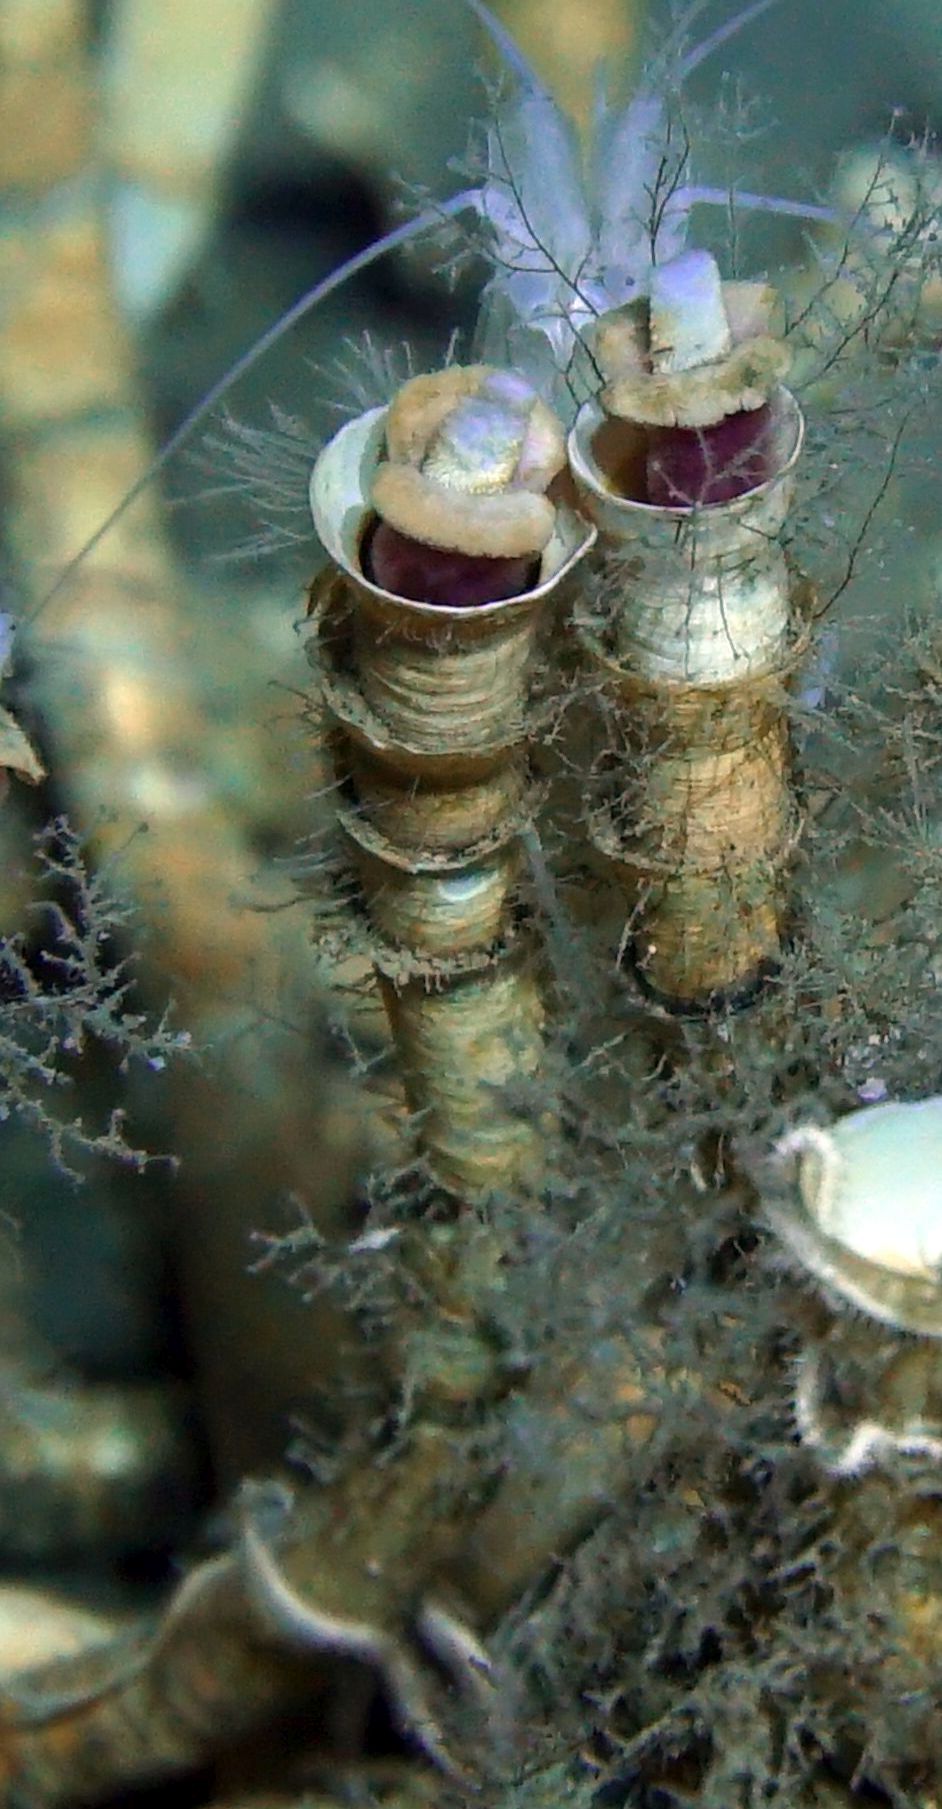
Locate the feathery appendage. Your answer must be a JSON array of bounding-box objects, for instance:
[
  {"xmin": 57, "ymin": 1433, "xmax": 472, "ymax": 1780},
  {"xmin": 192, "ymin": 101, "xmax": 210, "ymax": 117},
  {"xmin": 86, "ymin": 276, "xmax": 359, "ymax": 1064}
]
[
  {"xmin": 23, "ymin": 0, "xmax": 849, "ymax": 624},
  {"xmin": 461, "ymin": 0, "xmax": 837, "ymax": 408}
]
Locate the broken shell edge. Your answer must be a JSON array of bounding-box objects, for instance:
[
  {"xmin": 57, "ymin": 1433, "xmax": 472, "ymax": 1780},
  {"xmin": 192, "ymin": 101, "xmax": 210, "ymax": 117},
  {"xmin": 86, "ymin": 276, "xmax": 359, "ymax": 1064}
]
[{"xmin": 767, "ymin": 1109, "xmax": 942, "ymax": 1337}]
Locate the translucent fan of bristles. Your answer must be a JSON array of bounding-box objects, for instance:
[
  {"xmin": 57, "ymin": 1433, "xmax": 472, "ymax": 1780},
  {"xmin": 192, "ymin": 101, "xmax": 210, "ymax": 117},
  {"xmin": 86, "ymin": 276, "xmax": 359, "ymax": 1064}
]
[{"xmin": 26, "ymin": 0, "xmax": 838, "ymax": 623}]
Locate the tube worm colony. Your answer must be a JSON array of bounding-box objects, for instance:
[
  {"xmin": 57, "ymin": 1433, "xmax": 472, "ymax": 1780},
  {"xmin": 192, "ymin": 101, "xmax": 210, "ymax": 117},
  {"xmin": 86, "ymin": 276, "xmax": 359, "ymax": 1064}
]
[
  {"xmin": 308, "ymin": 247, "xmax": 812, "ymax": 1187},
  {"xmin": 310, "ymin": 365, "xmax": 594, "ymax": 1197},
  {"xmin": 8, "ymin": 3, "xmax": 942, "ymax": 1801},
  {"xmin": 569, "ymin": 250, "xmax": 806, "ymax": 1010}
]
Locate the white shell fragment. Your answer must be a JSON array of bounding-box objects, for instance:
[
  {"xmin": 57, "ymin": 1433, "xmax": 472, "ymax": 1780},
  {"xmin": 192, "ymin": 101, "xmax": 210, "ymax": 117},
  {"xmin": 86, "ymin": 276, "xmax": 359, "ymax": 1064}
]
[
  {"xmin": 591, "ymin": 258, "xmax": 789, "ymax": 431},
  {"xmin": 422, "ymin": 370, "xmax": 535, "ymax": 494},
  {"xmin": 423, "ymin": 396, "xmax": 527, "ymax": 495},
  {"xmin": 783, "ymin": 1101, "xmax": 942, "ymax": 1277},
  {"xmin": 771, "ymin": 1097, "xmax": 942, "ymax": 1335},
  {"xmin": 793, "ymin": 1347, "xmax": 942, "ymax": 1478},
  {"xmin": 648, "ymin": 250, "xmax": 732, "ymax": 373}
]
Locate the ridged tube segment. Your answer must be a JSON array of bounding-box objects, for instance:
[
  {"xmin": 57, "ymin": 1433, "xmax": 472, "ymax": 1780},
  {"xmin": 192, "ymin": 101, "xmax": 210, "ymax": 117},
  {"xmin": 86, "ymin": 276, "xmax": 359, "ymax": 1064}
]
[
  {"xmin": 310, "ymin": 401, "xmax": 595, "ymax": 1196},
  {"xmin": 378, "ymin": 954, "xmax": 548, "ymax": 1198},
  {"xmin": 342, "ymin": 743, "xmax": 529, "ymax": 855},
  {"xmin": 569, "ymin": 386, "xmax": 806, "ymax": 1011}
]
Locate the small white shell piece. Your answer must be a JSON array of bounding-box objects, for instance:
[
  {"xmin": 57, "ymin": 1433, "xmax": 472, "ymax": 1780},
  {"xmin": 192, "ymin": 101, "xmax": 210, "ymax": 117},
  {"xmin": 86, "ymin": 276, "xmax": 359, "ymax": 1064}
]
[
  {"xmin": 771, "ymin": 1097, "xmax": 942, "ymax": 1335},
  {"xmin": 648, "ymin": 250, "xmax": 732, "ymax": 373},
  {"xmin": 793, "ymin": 1348, "xmax": 942, "ymax": 1477}
]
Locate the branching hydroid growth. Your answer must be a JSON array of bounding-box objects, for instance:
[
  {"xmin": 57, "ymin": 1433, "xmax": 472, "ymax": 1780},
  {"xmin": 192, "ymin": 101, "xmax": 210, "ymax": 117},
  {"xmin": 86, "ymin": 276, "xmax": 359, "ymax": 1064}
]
[{"xmin": 0, "ymin": 820, "xmax": 187, "ymax": 1176}]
